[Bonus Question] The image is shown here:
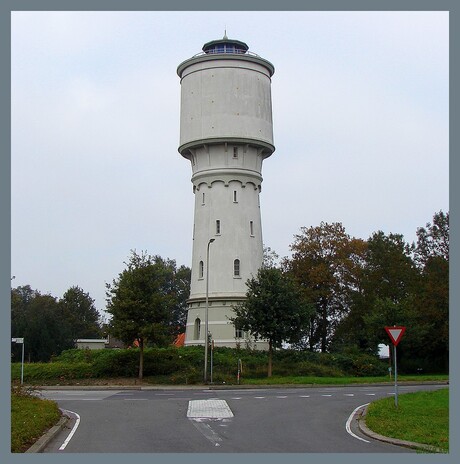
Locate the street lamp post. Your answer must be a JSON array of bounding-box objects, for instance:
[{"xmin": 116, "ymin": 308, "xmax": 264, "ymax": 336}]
[{"xmin": 204, "ymin": 238, "xmax": 215, "ymax": 384}]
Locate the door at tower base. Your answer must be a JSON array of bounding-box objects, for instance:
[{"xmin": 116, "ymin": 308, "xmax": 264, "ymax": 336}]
[{"xmin": 184, "ymin": 298, "xmax": 269, "ymax": 350}]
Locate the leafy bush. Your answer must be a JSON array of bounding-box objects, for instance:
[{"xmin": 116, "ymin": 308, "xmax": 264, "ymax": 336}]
[{"xmin": 13, "ymin": 346, "xmax": 389, "ymax": 383}]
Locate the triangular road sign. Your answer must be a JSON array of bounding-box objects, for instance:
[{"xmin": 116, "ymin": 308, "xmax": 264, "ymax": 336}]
[{"xmin": 385, "ymin": 326, "xmax": 406, "ymax": 346}]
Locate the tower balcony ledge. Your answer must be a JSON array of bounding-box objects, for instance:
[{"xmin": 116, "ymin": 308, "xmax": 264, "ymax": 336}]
[
  {"xmin": 191, "ymin": 168, "xmax": 263, "ymax": 189},
  {"xmin": 179, "ymin": 137, "xmax": 275, "ymax": 158},
  {"xmin": 177, "ymin": 51, "xmax": 275, "ymax": 78}
]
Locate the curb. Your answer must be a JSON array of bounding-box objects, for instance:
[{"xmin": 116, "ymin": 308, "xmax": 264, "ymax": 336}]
[
  {"xmin": 34, "ymin": 380, "xmax": 449, "ymax": 391},
  {"xmin": 357, "ymin": 404, "xmax": 445, "ymax": 453},
  {"xmin": 25, "ymin": 409, "xmax": 70, "ymax": 453}
]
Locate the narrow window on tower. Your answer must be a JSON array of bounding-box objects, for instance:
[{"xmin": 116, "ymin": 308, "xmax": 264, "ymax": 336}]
[
  {"xmin": 235, "ymin": 328, "xmax": 244, "ymax": 339},
  {"xmin": 233, "ymin": 190, "xmax": 238, "ymax": 203},
  {"xmin": 199, "ymin": 261, "xmax": 204, "ymax": 279},
  {"xmin": 216, "ymin": 220, "xmax": 221, "ymax": 235},
  {"xmin": 233, "ymin": 259, "xmax": 240, "ymax": 277},
  {"xmin": 194, "ymin": 318, "xmax": 201, "ymax": 340},
  {"xmin": 233, "ymin": 146, "xmax": 239, "ymax": 159},
  {"xmin": 202, "ymin": 192, "xmax": 205, "ymax": 205},
  {"xmin": 250, "ymin": 221, "xmax": 254, "ymax": 236}
]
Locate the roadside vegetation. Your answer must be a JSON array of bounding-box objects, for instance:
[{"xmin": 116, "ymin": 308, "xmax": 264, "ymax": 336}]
[
  {"xmin": 11, "ymin": 346, "xmax": 448, "ymax": 386},
  {"xmin": 11, "ymin": 386, "xmax": 61, "ymax": 453},
  {"xmin": 365, "ymin": 388, "xmax": 449, "ymax": 452}
]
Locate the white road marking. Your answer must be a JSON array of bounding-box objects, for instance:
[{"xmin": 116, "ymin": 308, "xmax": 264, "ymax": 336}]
[
  {"xmin": 231, "ymin": 397, "xmax": 242, "ymax": 400},
  {"xmin": 190, "ymin": 419, "xmax": 223, "ymax": 447},
  {"xmin": 365, "ymin": 393, "xmax": 376, "ymax": 396},
  {"xmin": 345, "ymin": 403, "xmax": 370, "ymax": 444},
  {"xmin": 59, "ymin": 410, "xmax": 81, "ymax": 450},
  {"xmin": 187, "ymin": 400, "xmax": 234, "ymax": 448},
  {"xmin": 276, "ymin": 396, "xmax": 288, "ymax": 399},
  {"xmin": 187, "ymin": 399, "xmax": 234, "ymax": 418},
  {"xmin": 300, "ymin": 395, "xmax": 310, "ymax": 398},
  {"xmin": 254, "ymin": 396, "xmax": 265, "ymax": 399},
  {"xmin": 344, "ymin": 394, "xmax": 354, "ymax": 396},
  {"xmin": 322, "ymin": 394, "xmax": 333, "ymax": 397}
]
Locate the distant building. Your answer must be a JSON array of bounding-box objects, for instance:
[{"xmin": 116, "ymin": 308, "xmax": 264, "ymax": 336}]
[{"xmin": 75, "ymin": 339, "xmax": 108, "ymax": 350}]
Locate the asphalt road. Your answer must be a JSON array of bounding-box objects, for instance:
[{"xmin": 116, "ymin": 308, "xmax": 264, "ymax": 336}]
[{"xmin": 37, "ymin": 384, "xmax": 446, "ymax": 453}]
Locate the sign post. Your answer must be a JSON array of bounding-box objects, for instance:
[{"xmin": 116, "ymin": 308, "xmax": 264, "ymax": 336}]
[
  {"xmin": 384, "ymin": 327, "xmax": 406, "ymax": 407},
  {"xmin": 12, "ymin": 338, "xmax": 25, "ymax": 385}
]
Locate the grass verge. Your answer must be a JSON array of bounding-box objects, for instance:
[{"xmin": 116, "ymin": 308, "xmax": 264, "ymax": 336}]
[
  {"xmin": 239, "ymin": 374, "xmax": 448, "ymax": 386},
  {"xmin": 11, "ymin": 387, "xmax": 61, "ymax": 453},
  {"xmin": 365, "ymin": 388, "xmax": 449, "ymax": 452}
]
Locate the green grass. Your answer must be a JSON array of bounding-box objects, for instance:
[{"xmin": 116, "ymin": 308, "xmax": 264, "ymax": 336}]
[
  {"xmin": 11, "ymin": 387, "xmax": 61, "ymax": 453},
  {"xmin": 240, "ymin": 374, "xmax": 448, "ymax": 386},
  {"xmin": 365, "ymin": 388, "xmax": 449, "ymax": 452}
]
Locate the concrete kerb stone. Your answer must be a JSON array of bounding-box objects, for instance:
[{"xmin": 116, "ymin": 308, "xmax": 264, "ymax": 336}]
[
  {"xmin": 357, "ymin": 404, "xmax": 446, "ymax": 454},
  {"xmin": 25, "ymin": 409, "xmax": 70, "ymax": 453}
]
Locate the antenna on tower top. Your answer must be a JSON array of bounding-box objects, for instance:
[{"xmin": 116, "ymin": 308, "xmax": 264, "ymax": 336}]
[{"xmin": 223, "ymin": 27, "xmax": 228, "ymax": 40}]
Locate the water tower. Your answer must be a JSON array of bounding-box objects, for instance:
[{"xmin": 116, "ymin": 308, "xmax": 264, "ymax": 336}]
[{"xmin": 177, "ymin": 35, "xmax": 275, "ymax": 349}]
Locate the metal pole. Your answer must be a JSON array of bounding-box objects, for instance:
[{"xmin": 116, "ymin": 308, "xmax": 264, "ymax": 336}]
[
  {"xmin": 21, "ymin": 341, "xmax": 24, "ymax": 385},
  {"xmin": 210, "ymin": 339, "xmax": 213, "ymax": 384},
  {"xmin": 394, "ymin": 344, "xmax": 398, "ymax": 407},
  {"xmin": 204, "ymin": 238, "xmax": 215, "ymax": 384}
]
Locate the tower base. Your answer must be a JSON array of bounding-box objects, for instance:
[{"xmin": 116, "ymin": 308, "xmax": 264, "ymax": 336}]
[{"xmin": 184, "ymin": 298, "xmax": 268, "ymax": 350}]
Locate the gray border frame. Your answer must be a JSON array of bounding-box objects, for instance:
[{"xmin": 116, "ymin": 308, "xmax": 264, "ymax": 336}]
[{"xmin": 2, "ymin": 1, "xmax": 456, "ymax": 463}]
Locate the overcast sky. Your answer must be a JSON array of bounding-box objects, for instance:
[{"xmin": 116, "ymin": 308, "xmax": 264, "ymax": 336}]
[{"xmin": 11, "ymin": 11, "xmax": 449, "ymax": 316}]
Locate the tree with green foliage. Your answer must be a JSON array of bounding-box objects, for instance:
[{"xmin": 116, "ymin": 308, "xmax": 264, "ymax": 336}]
[
  {"xmin": 170, "ymin": 265, "xmax": 191, "ymax": 334},
  {"xmin": 414, "ymin": 210, "xmax": 449, "ymax": 266},
  {"xmin": 229, "ymin": 267, "xmax": 314, "ymax": 377},
  {"xmin": 334, "ymin": 231, "xmax": 418, "ymax": 354},
  {"xmin": 410, "ymin": 211, "xmax": 449, "ymax": 371},
  {"xmin": 60, "ymin": 286, "xmax": 102, "ymax": 340},
  {"xmin": 105, "ymin": 250, "xmax": 189, "ymax": 380},
  {"xmin": 284, "ymin": 222, "xmax": 367, "ymax": 352},
  {"xmin": 11, "ymin": 286, "xmax": 75, "ymax": 362}
]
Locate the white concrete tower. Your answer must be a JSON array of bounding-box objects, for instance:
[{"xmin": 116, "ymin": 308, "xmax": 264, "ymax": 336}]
[{"xmin": 177, "ymin": 36, "xmax": 275, "ymax": 349}]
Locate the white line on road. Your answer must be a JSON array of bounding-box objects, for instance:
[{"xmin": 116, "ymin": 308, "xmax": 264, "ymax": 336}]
[
  {"xmin": 299, "ymin": 395, "xmax": 310, "ymax": 398},
  {"xmin": 187, "ymin": 399, "xmax": 234, "ymax": 419},
  {"xmin": 276, "ymin": 396, "xmax": 288, "ymax": 399},
  {"xmin": 345, "ymin": 403, "xmax": 370, "ymax": 444},
  {"xmin": 59, "ymin": 410, "xmax": 81, "ymax": 451}
]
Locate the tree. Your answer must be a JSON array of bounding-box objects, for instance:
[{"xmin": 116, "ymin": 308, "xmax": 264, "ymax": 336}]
[
  {"xmin": 414, "ymin": 210, "xmax": 449, "ymax": 267},
  {"xmin": 410, "ymin": 211, "xmax": 449, "ymax": 371},
  {"xmin": 262, "ymin": 245, "xmax": 280, "ymax": 269},
  {"xmin": 170, "ymin": 265, "xmax": 191, "ymax": 335},
  {"xmin": 11, "ymin": 286, "xmax": 74, "ymax": 362},
  {"xmin": 335, "ymin": 231, "xmax": 418, "ymax": 354},
  {"xmin": 60, "ymin": 286, "xmax": 102, "ymax": 340},
  {"xmin": 284, "ymin": 222, "xmax": 367, "ymax": 352},
  {"xmin": 105, "ymin": 250, "xmax": 186, "ymax": 380},
  {"xmin": 229, "ymin": 267, "xmax": 314, "ymax": 377}
]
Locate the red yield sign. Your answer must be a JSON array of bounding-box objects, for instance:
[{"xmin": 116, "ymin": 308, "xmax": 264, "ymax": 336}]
[{"xmin": 385, "ymin": 326, "xmax": 406, "ymax": 346}]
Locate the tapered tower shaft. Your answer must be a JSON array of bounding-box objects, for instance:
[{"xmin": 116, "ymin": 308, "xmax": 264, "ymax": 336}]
[{"xmin": 177, "ymin": 36, "xmax": 275, "ymax": 348}]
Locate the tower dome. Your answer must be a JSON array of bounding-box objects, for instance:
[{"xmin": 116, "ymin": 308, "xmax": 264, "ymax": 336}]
[{"xmin": 201, "ymin": 36, "xmax": 249, "ymax": 54}]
